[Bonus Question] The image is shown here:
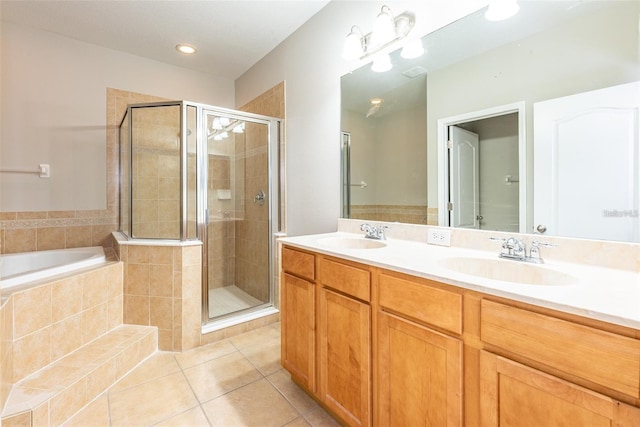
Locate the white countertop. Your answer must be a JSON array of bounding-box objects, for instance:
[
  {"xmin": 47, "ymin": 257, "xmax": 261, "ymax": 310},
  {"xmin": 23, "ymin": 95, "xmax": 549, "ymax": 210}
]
[{"xmin": 280, "ymin": 232, "xmax": 640, "ymax": 330}]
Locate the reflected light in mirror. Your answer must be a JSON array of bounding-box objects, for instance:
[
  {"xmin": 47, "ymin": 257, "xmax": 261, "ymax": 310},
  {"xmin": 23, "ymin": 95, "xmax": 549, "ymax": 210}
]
[
  {"xmin": 485, "ymin": 0, "xmax": 520, "ymax": 21},
  {"xmin": 371, "ymin": 53, "xmax": 392, "ymax": 72},
  {"xmin": 401, "ymin": 38, "xmax": 425, "ymax": 59}
]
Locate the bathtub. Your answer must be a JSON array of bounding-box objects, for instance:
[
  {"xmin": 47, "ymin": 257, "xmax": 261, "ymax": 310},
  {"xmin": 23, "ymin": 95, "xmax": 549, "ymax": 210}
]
[{"xmin": 1, "ymin": 246, "xmax": 106, "ymax": 290}]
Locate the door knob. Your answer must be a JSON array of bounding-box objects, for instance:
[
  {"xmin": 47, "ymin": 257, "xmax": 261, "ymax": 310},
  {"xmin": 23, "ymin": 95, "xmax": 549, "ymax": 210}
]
[{"xmin": 536, "ymin": 224, "xmax": 547, "ymax": 234}]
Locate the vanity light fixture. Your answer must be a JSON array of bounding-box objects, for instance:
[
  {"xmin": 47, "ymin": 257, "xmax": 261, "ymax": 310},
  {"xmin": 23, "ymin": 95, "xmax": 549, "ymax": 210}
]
[
  {"xmin": 485, "ymin": 0, "xmax": 520, "ymax": 21},
  {"xmin": 342, "ymin": 5, "xmax": 415, "ymax": 65},
  {"xmin": 209, "ymin": 118, "xmax": 244, "ymax": 140},
  {"xmin": 232, "ymin": 123, "xmax": 245, "ymax": 134},
  {"xmin": 211, "ymin": 117, "xmax": 222, "ymax": 130},
  {"xmin": 175, "ymin": 43, "xmax": 197, "ymax": 55}
]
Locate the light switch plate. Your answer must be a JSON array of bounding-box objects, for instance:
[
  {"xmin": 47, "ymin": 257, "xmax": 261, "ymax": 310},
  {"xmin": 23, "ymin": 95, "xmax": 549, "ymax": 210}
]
[{"xmin": 427, "ymin": 228, "xmax": 451, "ymax": 246}]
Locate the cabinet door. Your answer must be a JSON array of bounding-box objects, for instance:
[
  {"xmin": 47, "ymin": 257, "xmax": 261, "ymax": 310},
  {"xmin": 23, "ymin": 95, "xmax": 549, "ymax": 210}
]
[
  {"xmin": 281, "ymin": 273, "xmax": 315, "ymax": 391},
  {"xmin": 376, "ymin": 311, "xmax": 463, "ymax": 426},
  {"xmin": 319, "ymin": 287, "xmax": 371, "ymax": 427},
  {"xmin": 480, "ymin": 350, "xmax": 640, "ymax": 427}
]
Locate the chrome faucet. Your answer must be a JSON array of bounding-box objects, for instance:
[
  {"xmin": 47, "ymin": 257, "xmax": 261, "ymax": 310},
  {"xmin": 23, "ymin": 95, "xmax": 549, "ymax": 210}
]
[
  {"xmin": 490, "ymin": 237, "xmax": 555, "ymax": 264},
  {"xmin": 360, "ymin": 223, "xmax": 390, "ymax": 240}
]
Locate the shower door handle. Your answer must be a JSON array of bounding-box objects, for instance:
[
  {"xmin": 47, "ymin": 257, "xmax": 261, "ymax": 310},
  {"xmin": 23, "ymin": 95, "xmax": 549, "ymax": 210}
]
[{"xmin": 253, "ymin": 190, "xmax": 266, "ymax": 206}]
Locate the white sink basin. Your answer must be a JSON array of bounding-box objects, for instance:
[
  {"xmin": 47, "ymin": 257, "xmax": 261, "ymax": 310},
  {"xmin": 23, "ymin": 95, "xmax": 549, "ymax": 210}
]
[
  {"xmin": 318, "ymin": 237, "xmax": 387, "ymax": 250},
  {"xmin": 439, "ymin": 257, "xmax": 577, "ymax": 286}
]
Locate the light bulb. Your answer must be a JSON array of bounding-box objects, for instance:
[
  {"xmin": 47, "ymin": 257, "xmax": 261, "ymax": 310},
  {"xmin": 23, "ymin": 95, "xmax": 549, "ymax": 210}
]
[
  {"xmin": 370, "ymin": 6, "xmax": 396, "ymax": 47},
  {"xmin": 371, "ymin": 53, "xmax": 392, "ymax": 73},
  {"xmin": 342, "ymin": 27, "xmax": 364, "ymax": 60},
  {"xmin": 175, "ymin": 44, "xmax": 197, "ymax": 55},
  {"xmin": 401, "ymin": 38, "xmax": 424, "ymax": 59},
  {"xmin": 485, "ymin": 0, "xmax": 520, "ymax": 21}
]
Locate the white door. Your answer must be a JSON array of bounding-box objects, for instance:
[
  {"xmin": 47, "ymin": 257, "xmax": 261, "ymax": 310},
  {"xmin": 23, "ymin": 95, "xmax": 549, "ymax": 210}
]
[
  {"xmin": 534, "ymin": 81, "xmax": 640, "ymax": 242},
  {"xmin": 449, "ymin": 126, "xmax": 480, "ymax": 229}
]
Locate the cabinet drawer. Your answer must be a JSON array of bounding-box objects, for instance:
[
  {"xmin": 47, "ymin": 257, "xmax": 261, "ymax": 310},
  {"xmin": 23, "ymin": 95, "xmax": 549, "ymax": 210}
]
[
  {"xmin": 282, "ymin": 246, "xmax": 315, "ymax": 281},
  {"xmin": 481, "ymin": 299, "xmax": 640, "ymax": 398},
  {"xmin": 319, "ymin": 258, "xmax": 370, "ymax": 302},
  {"xmin": 378, "ymin": 273, "xmax": 462, "ymax": 335}
]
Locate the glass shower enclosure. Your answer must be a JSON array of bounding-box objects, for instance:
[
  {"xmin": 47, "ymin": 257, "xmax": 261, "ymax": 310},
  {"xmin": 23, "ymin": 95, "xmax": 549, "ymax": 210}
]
[{"xmin": 119, "ymin": 101, "xmax": 281, "ymax": 328}]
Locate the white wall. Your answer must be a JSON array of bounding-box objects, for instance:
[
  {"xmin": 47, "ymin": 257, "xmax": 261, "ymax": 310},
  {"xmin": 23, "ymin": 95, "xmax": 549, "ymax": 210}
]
[
  {"xmin": 465, "ymin": 115, "xmax": 519, "ymax": 232},
  {"xmin": 375, "ymin": 106, "xmax": 427, "ymax": 206},
  {"xmin": 341, "ymin": 109, "xmax": 376, "ymax": 206},
  {"xmin": 1, "ymin": 22, "xmax": 234, "ymax": 212},
  {"xmin": 235, "ymin": 1, "xmax": 486, "ymax": 236}
]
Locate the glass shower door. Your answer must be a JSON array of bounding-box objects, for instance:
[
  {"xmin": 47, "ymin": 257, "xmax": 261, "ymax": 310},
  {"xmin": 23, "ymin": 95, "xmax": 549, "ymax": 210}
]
[{"xmin": 203, "ymin": 110, "xmax": 273, "ymax": 321}]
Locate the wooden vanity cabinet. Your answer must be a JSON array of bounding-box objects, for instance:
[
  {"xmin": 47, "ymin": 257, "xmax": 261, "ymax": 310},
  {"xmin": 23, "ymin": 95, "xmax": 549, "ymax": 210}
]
[
  {"xmin": 480, "ymin": 350, "xmax": 640, "ymax": 427},
  {"xmin": 281, "ymin": 246, "xmax": 316, "ymax": 392},
  {"xmin": 374, "ymin": 272, "xmax": 464, "ymax": 427},
  {"xmin": 318, "ymin": 257, "xmax": 371, "ymax": 427},
  {"xmin": 281, "ymin": 246, "xmax": 372, "ymax": 427},
  {"xmin": 281, "ymin": 245, "xmax": 640, "ymax": 427},
  {"xmin": 479, "ymin": 299, "xmax": 640, "ymax": 427}
]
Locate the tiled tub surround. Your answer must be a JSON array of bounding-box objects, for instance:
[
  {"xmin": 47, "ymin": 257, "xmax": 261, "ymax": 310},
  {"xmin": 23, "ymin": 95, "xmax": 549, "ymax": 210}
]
[
  {"xmin": 0, "ymin": 257, "xmax": 160, "ymax": 426},
  {"xmin": 280, "ymin": 219, "xmax": 640, "ymax": 330},
  {"xmin": 114, "ymin": 234, "xmax": 281, "ymax": 352},
  {"xmin": 113, "ymin": 236, "xmax": 202, "ymax": 352}
]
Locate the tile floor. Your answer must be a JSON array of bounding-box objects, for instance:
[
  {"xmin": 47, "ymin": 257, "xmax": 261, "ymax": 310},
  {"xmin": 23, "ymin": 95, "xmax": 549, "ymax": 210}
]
[{"xmin": 63, "ymin": 323, "xmax": 340, "ymax": 427}]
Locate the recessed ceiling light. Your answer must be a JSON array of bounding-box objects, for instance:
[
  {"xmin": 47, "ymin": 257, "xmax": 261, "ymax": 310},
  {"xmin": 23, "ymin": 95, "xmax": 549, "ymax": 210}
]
[{"xmin": 176, "ymin": 43, "xmax": 197, "ymax": 55}]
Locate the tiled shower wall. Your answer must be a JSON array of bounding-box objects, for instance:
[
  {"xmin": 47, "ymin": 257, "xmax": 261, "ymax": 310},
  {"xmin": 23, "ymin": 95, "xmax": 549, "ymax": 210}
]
[
  {"xmin": 130, "ymin": 105, "xmax": 182, "ymax": 239},
  {"xmin": 235, "ymin": 83, "xmax": 285, "ymax": 303},
  {"xmin": 234, "ymin": 122, "xmax": 270, "ymax": 301},
  {"xmin": 207, "ymin": 155, "xmax": 235, "ymax": 291}
]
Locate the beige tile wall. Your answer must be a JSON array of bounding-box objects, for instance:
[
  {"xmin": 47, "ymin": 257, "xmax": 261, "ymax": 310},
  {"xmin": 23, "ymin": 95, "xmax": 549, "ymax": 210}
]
[
  {"xmin": 0, "ymin": 261, "xmax": 123, "ymax": 403},
  {"xmin": 207, "ymin": 155, "xmax": 235, "ymax": 290},
  {"xmin": 116, "ymin": 242, "xmax": 202, "ymax": 352},
  {"xmin": 235, "ymin": 82, "xmax": 285, "ymax": 304},
  {"xmin": 350, "ymin": 205, "xmax": 438, "ymax": 225},
  {"xmin": 130, "ymin": 105, "xmax": 182, "ymax": 238},
  {"xmin": 1, "ymin": 298, "xmax": 14, "ymax": 412}
]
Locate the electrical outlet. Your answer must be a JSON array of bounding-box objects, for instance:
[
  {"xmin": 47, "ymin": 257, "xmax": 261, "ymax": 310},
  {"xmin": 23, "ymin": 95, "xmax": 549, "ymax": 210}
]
[{"xmin": 427, "ymin": 228, "xmax": 451, "ymax": 246}]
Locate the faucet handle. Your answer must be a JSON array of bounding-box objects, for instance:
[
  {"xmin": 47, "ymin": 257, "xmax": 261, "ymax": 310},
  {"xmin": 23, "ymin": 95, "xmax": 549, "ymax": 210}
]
[
  {"xmin": 378, "ymin": 225, "xmax": 390, "ymax": 240},
  {"xmin": 529, "ymin": 241, "xmax": 555, "ymax": 262},
  {"xmin": 532, "ymin": 241, "xmax": 555, "ymax": 248},
  {"xmin": 489, "ymin": 237, "xmax": 510, "ymax": 255}
]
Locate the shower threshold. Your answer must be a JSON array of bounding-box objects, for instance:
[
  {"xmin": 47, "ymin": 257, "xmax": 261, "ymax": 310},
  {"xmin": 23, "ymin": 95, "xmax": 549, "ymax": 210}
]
[
  {"xmin": 204, "ymin": 285, "xmax": 278, "ymax": 333},
  {"xmin": 209, "ymin": 285, "xmax": 263, "ymax": 318},
  {"xmin": 202, "ymin": 304, "xmax": 279, "ymax": 334}
]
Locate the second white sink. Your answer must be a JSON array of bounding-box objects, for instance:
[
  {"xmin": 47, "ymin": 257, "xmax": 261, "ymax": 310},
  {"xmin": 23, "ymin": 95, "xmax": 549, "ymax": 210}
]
[{"xmin": 439, "ymin": 256, "xmax": 577, "ymax": 286}]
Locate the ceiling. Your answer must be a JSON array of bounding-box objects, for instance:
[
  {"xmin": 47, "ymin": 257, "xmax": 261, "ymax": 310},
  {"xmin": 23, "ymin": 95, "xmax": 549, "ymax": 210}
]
[{"xmin": 1, "ymin": 0, "xmax": 331, "ymax": 80}]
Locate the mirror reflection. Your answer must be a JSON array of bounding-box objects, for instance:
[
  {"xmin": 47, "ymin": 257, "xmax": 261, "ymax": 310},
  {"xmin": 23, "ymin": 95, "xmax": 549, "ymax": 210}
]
[{"xmin": 340, "ymin": 1, "xmax": 640, "ymax": 242}]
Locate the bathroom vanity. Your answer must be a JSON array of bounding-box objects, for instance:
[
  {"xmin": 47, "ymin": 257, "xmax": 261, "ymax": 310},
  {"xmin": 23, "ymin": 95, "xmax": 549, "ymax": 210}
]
[{"xmin": 279, "ymin": 229, "xmax": 640, "ymax": 427}]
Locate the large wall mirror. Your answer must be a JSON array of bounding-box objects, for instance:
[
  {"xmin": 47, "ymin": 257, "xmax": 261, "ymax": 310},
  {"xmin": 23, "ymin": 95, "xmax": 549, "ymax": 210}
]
[{"xmin": 341, "ymin": 1, "xmax": 640, "ymax": 243}]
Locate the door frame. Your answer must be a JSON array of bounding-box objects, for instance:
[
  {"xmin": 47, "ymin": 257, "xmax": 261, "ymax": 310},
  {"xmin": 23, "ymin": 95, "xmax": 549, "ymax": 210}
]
[{"xmin": 437, "ymin": 101, "xmax": 527, "ymax": 232}]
